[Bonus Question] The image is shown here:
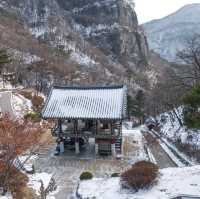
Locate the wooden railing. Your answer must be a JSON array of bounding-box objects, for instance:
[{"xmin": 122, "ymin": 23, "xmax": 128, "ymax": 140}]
[{"xmin": 51, "ymin": 128, "xmax": 118, "ymax": 139}]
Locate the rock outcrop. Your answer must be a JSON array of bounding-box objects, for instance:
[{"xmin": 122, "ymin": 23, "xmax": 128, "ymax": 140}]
[{"xmin": 0, "ymin": 0, "xmax": 169, "ymax": 92}]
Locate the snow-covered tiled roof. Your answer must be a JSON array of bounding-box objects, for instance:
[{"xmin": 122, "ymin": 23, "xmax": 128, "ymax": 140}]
[{"xmin": 42, "ymin": 85, "xmax": 127, "ymax": 120}]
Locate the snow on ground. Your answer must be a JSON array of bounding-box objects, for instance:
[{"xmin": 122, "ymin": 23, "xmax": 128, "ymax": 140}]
[
  {"xmin": 122, "ymin": 126, "xmax": 148, "ymax": 164},
  {"xmin": 158, "ymin": 107, "xmax": 200, "ymax": 164},
  {"xmin": 158, "ymin": 107, "xmax": 200, "ymax": 147},
  {"xmin": 17, "ymin": 155, "xmax": 38, "ymax": 172},
  {"xmin": 28, "ymin": 172, "xmax": 52, "ymax": 194},
  {"xmin": 25, "ymin": 155, "xmax": 58, "ymax": 199},
  {"xmin": 153, "ymin": 130, "xmax": 195, "ymax": 167},
  {"xmin": 159, "ymin": 142, "xmax": 185, "ymax": 167},
  {"xmin": 78, "ymin": 165, "xmax": 200, "ymax": 199},
  {"xmin": 0, "ymin": 79, "xmax": 24, "ymax": 90},
  {"xmin": 12, "ymin": 93, "xmax": 32, "ymax": 117},
  {"xmin": 0, "ymin": 81, "xmax": 13, "ymax": 90},
  {"xmin": 0, "ymin": 194, "xmax": 12, "ymax": 199},
  {"xmin": 0, "ymin": 155, "xmax": 56, "ymax": 199},
  {"xmin": 28, "ymin": 172, "xmax": 59, "ymax": 199}
]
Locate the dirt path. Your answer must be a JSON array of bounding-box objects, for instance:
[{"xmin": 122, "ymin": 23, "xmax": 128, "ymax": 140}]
[{"xmin": 144, "ymin": 133, "xmax": 177, "ymax": 169}]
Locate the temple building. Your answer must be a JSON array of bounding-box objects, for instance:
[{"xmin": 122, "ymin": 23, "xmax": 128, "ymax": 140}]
[{"xmin": 42, "ymin": 85, "xmax": 127, "ymax": 156}]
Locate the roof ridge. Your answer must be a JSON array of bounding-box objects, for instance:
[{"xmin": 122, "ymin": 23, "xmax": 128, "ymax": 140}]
[{"xmin": 53, "ymin": 85, "xmax": 125, "ymax": 90}]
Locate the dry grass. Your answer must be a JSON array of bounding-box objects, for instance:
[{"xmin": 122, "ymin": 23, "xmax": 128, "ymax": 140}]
[{"xmin": 20, "ymin": 186, "xmax": 38, "ymax": 199}]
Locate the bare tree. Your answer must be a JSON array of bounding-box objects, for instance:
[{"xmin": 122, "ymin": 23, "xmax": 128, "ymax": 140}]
[{"xmin": 177, "ymin": 34, "xmax": 200, "ymax": 86}]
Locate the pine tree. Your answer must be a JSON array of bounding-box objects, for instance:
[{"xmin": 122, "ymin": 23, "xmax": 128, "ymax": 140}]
[
  {"xmin": 127, "ymin": 90, "xmax": 145, "ymax": 123},
  {"xmin": 0, "ymin": 49, "xmax": 11, "ymax": 74},
  {"xmin": 182, "ymin": 85, "xmax": 200, "ymax": 128}
]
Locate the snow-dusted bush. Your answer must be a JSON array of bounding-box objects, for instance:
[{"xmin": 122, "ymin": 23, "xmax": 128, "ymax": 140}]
[
  {"xmin": 121, "ymin": 161, "xmax": 158, "ymax": 191},
  {"xmin": 80, "ymin": 171, "xmax": 93, "ymax": 180}
]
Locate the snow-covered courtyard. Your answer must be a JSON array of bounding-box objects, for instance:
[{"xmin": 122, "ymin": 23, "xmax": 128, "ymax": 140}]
[
  {"xmin": 26, "ymin": 126, "xmax": 148, "ymax": 199},
  {"xmin": 77, "ymin": 165, "xmax": 200, "ymax": 199}
]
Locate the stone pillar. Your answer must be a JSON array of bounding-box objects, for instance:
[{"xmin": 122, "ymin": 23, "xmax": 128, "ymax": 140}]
[
  {"xmin": 75, "ymin": 141, "xmax": 80, "ymax": 154},
  {"xmin": 60, "ymin": 141, "xmax": 64, "ymax": 153},
  {"xmin": 95, "ymin": 143, "xmax": 99, "ymax": 155},
  {"xmin": 111, "ymin": 143, "xmax": 116, "ymax": 157}
]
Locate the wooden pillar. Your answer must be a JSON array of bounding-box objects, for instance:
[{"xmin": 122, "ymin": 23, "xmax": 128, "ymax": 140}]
[
  {"xmin": 58, "ymin": 119, "xmax": 62, "ymax": 135},
  {"xmin": 58, "ymin": 119, "xmax": 64, "ymax": 153},
  {"xmin": 74, "ymin": 120, "xmax": 80, "ymax": 154},
  {"xmin": 120, "ymin": 120, "xmax": 122, "ymax": 137},
  {"xmin": 119, "ymin": 120, "xmax": 123, "ymax": 155},
  {"xmin": 95, "ymin": 120, "xmax": 98, "ymax": 136}
]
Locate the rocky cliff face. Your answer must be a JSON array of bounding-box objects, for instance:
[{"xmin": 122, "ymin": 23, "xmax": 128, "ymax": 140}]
[
  {"xmin": 66, "ymin": 0, "xmax": 149, "ymax": 66},
  {"xmin": 3, "ymin": 0, "xmax": 148, "ymax": 67},
  {"xmin": 0, "ymin": 0, "xmax": 166, "ymax": 92}
]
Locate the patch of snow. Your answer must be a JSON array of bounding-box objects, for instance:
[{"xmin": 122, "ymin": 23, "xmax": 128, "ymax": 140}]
[
  {"xmin": 71, "ymin": 51, "xmax": 97, "ymax": 66},
  {"xmin": 0, "ymin": 80, "xmax": 13, "ymax": 90},
  {"xmin": 105, "ymin": 68, "xmax": 113, "ymax": 77},
  {"xmin": 30, "ymin": 26, "xmax": 47, "ymax": 38},
  {"xmin": 159, "ymin": 142, "xmax": 185, "ymax": 167},
  {"xmin": 73, "ymin": 23, "xmax": 119, "ymax": 37},
  {"xmin": 12, "ymin": 93, "xmax": 32, "ymax": 117},
  {"xmin": 122, "ymin": 127, "xmax": 149, "ymax": 163},
  {"xmin": 146, "ymin": 147, "xmax": 157, "ymax": 164},
  {"xmin": 0, "ymin": 1, "xmax": 6, "ymax": 8},
  {"xmin": 17, "ymin": 155, "xmax": 38, "ymax": 172},
  {"xmin": 145, "ymin": 70, "xmax": 158, "ymax": 88},
  {"xmin": 72, "ymin": 0, "xmax": 116, "ymax": 14},
  {"xmin": 161, "ymin": 136, "xmax": 195, "ymax": 166},
  {"xmin": 124, "ymin": 0, "xmax": 135, "ymax": 10},
  {"xmin": 8, "ymin": 49, "xmax": 41, "ymax": 65},
  {"xmin": 28, "ymin": 172, "xmax": 52, "ymax": 194},
  {"xmin": 0, "ymin": 193, "xmax": 12, "ymax": 199}
]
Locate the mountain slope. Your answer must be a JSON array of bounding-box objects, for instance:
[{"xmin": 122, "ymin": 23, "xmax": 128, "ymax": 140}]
[
  {"xmin": 143, "ymin": 3, "xmax": 200, "ymax": 62},
  {"xmin": 0, "ymin": 0, "xmax": 172, "ymax": 93}
]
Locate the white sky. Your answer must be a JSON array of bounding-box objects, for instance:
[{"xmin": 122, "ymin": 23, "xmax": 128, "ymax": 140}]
[{"xmin": 134, "ymin": 0, "xmax": 200, "ymax": 24}]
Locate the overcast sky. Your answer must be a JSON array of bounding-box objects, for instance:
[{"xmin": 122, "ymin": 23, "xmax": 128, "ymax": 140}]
[{"xmin": 134, "ymin": 0, "xmax": 200, "ymax": 24}]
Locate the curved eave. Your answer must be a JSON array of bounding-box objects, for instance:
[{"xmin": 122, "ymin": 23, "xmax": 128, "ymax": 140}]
[{"xmin": 42, "ymin": 116, "xmax": 123, "ymax": 121}]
